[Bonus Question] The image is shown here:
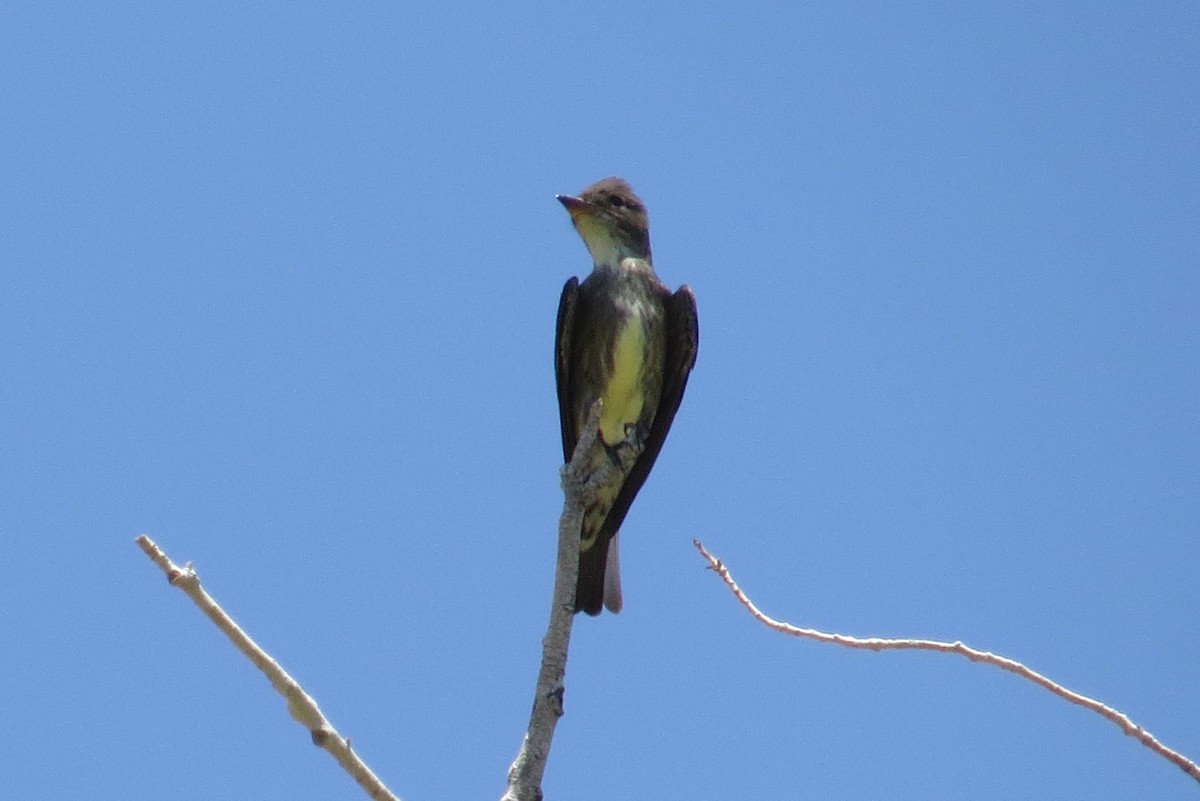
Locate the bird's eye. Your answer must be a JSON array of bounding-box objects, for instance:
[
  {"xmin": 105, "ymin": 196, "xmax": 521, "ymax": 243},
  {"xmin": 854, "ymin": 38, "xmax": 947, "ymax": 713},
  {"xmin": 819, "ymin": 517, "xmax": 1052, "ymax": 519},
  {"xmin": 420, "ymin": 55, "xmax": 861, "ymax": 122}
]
[{"xmin": 607, "ymin": 195, "xmax": 626, "ymax": 208}]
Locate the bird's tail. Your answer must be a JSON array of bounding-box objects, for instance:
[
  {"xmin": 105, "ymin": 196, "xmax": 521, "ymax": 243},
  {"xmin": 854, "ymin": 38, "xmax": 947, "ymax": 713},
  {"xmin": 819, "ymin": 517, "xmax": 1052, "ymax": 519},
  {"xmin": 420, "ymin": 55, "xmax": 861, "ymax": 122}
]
[{"xmin": 575, "ymin": 533, "xmax": 623, "ymax": 615}]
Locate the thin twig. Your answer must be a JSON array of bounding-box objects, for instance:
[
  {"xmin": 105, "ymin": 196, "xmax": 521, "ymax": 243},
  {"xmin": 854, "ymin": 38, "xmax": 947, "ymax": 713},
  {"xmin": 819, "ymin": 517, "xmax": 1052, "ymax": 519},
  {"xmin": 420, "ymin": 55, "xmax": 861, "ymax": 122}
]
[
  {"xmin": 502, "ymin": 400, "xmax": 609, "ymax": 801},
  {"xmin": 693, "ymin": 539, "xmax": 1200, "ymax": 785},
  {"xmin": 135, "ymin": 535, "xmax": 402, "ymax": 801}
]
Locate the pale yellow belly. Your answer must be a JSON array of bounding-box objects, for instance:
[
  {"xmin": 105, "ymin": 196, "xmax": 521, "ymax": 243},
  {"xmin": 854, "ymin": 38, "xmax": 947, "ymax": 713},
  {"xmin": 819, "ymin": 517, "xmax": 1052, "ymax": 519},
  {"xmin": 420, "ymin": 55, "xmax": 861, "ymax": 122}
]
[{"xmin": 599, "ymin": 317, "xmax": 646, "ymax": 445}]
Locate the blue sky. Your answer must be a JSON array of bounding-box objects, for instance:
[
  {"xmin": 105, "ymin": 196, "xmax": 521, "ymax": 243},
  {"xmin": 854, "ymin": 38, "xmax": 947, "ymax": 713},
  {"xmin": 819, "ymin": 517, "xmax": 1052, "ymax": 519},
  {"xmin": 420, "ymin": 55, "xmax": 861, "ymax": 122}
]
[{"xmin": 3, "ymin": 3, "xmax": 1197, "ymax": 799}]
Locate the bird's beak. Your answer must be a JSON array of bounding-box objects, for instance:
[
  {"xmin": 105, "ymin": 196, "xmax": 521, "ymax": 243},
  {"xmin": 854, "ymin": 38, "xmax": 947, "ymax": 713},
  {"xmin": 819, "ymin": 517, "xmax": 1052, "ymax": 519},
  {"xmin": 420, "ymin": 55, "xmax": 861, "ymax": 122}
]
[{"xmin": 556, "ymin": 193, "xmax": 590, "ymax": 220}]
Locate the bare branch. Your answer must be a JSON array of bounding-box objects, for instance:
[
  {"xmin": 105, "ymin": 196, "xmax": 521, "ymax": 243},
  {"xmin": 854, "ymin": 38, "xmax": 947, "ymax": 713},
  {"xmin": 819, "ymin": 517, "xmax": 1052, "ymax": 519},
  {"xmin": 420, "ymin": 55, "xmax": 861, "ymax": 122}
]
[
  {"xmin": 693, "ymin": 539, "xmax": 1200, "ymax": 785},
  {"xmin": 135, "ymin": 535, "xmax": 402, "ymax": 801},
  {"xmin": 502, "ymin": 400, "xmax": 610, "ymax": 801}
]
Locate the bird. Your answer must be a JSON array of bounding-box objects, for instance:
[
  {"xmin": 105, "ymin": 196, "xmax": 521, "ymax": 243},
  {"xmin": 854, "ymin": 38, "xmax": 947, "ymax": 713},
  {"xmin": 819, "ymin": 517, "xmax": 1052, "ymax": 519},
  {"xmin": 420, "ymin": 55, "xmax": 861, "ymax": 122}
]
[{"xmin": 554, "ymin": 177, "xmax": 699, "ymax": 615}]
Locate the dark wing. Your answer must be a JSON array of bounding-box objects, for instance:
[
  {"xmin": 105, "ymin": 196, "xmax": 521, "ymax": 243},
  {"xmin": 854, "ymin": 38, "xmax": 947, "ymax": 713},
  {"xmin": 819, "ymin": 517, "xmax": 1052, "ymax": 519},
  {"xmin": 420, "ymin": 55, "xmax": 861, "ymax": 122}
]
[
  {"xmin": 598, "ymin": 284, "xmax": 699, "ymax": 540},
  {"xmin": 554, "ymin": 277, "xmax": 581, "ymax": 463}
]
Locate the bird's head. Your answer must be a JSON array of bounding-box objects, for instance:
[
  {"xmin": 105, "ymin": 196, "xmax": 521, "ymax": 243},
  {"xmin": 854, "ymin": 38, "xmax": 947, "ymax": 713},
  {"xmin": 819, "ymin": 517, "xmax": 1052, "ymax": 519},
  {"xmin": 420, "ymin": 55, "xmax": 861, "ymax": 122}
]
[{"xmin": 557, "ymin": 177, "xmax": 652, "ymax": 266}]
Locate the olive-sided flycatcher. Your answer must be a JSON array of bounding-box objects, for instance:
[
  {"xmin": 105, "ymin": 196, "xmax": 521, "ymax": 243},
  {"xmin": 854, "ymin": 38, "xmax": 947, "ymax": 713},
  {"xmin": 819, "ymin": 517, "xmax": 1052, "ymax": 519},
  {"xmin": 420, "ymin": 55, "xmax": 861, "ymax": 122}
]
[{"xmin": 554, "ymin": 177, "xmax": 699, "ymax": 615}]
